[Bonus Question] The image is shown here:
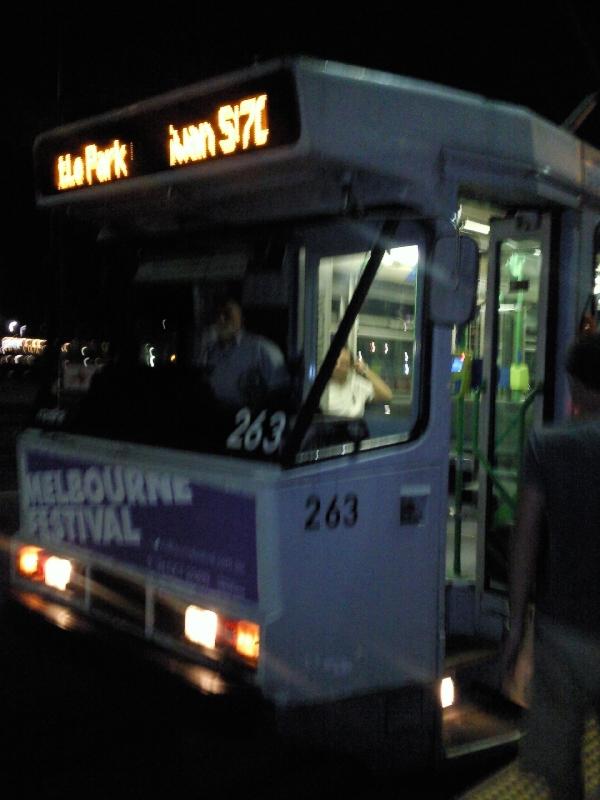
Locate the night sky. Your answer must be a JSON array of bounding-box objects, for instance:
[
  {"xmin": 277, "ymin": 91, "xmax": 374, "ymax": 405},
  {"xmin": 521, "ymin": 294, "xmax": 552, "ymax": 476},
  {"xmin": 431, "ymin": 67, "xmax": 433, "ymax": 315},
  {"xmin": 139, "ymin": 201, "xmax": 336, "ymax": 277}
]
[{"xmin": 5, "ymin": 2, "xmax": 600, "ymax": 331}]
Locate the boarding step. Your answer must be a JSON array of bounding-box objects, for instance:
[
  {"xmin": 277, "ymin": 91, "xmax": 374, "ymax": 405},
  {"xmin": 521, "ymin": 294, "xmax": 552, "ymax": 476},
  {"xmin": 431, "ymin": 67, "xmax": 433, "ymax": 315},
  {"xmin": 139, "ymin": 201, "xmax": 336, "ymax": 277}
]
[{"xmin": 443, "ymin": 636, "xmax": 524, "ymax": 760}]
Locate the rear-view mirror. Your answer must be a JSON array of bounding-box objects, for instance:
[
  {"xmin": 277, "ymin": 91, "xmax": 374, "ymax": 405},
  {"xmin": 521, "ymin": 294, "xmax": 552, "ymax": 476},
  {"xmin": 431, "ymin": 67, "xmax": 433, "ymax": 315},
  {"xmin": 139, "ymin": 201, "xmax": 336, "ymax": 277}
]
[{"xmin": 429, "ymin": 234, "xmax": 479, "ymax": 326}]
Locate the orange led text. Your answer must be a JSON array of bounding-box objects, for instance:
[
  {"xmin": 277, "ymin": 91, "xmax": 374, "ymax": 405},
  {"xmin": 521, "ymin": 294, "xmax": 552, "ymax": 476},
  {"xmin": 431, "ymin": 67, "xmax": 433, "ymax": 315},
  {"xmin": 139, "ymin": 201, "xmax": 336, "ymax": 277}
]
[
  {"xmin": 57, "ymin": 140, "xmax": 130, "ymax": 190},
  {"xmin": 169, "ymin": 94, "xmax": 269, "ymax": 166}
]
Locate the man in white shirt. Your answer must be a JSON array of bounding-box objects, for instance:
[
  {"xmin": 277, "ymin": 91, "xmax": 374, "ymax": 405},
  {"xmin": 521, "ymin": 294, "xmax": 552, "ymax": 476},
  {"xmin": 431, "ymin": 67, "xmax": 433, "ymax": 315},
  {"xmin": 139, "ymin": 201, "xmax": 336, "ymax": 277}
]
[{"xmin": 321, "ymin": 346, "xmax": 392, "ymax": 417}]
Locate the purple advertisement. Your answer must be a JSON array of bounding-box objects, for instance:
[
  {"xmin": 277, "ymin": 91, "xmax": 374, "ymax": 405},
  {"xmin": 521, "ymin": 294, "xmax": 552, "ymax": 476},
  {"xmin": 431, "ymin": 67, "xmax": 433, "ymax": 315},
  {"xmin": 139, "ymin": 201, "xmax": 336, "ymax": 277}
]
[{"xmin": 21, "ymin": 447, "xmax": 258, "ymax": 603}]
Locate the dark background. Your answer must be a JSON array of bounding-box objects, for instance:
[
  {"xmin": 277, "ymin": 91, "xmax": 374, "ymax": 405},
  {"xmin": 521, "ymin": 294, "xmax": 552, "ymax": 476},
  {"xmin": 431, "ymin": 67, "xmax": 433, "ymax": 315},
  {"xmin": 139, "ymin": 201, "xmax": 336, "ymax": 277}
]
[{"xmin": 4, "ymin": 2, "xmax": 600, "ymax": 333}]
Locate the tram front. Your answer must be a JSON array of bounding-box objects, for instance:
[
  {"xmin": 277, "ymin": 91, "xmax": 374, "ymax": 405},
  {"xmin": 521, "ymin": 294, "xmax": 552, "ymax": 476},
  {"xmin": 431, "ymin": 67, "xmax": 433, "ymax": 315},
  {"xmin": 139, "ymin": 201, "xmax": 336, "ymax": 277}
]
[{"xmin": 12, "ymin": 56, "xmax": 479, "ymax": 772}]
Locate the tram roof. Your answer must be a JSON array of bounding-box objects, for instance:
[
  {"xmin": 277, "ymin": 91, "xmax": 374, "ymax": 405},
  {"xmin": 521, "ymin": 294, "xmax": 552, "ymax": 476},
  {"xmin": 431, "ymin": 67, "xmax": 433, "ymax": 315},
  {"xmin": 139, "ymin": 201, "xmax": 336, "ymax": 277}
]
[{"xmin": 34, "ymin": 56, "xmax": 600, "ymax": 231}]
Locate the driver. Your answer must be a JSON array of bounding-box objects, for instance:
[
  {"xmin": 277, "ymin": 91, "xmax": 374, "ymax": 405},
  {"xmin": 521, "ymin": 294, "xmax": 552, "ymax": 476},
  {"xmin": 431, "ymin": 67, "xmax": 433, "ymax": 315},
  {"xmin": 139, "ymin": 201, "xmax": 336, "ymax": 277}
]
[{"xmin": 198, "ymin": 298, "xmax": 289, "ymax": 408}]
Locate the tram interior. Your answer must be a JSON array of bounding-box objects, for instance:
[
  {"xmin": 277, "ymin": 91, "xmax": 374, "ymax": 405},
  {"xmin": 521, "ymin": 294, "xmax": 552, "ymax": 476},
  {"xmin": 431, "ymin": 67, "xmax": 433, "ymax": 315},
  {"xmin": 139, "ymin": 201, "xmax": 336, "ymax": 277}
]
[{"xmin": 447, "ymin": 200, "xmax": 542, "ymax": 589}]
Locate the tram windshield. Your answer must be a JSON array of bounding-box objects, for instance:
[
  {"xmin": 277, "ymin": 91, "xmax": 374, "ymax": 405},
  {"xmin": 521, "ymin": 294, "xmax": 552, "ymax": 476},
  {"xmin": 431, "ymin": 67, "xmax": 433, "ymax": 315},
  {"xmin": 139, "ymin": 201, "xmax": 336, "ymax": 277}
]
[{"xmin": 57, "ymin": 217, "xmax": 426, "ymax": 463}]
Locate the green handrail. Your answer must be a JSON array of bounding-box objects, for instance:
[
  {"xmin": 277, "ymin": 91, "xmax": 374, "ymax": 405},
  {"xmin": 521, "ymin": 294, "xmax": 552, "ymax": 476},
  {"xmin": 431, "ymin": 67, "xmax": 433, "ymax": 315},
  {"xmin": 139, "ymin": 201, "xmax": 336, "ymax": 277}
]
[
  {"xmin": 453, "ymin": 395, "xmax": 465, "ymax": 575},
  {"xmin": 451, "ymin": 382, "xmax": 542, "ymax": 577},
  {"xmin": 473, "ymin": 383, "xmax": 542, "ymax": 511}
]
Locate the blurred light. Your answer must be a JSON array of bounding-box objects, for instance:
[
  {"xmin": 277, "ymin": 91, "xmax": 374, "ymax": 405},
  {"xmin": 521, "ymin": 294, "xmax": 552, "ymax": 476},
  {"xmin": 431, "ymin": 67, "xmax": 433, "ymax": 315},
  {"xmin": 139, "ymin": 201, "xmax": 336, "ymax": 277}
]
[
  {"xmin": 384, "ymin": 404, "xmax": 391, "ymax": 415},
  {"xmin": 370, "ymin": 341, "xmax": 376, "ymax": 353},
  {"xmin": 2, "ymin": 337, "xmax": 20, "ymax": 352},
  {"xmin": 143, "ymin": 344, "xmax": 157, "ymax": 368},
  {"xmin": 18, "ymin": 546, "xmax": 42, "ymax": 577},
  {"xmin": 185, "ymin": 606, "xmax": 218, "ymax": 649},
  {"xmin": 234, "ymin": 621, "xmax": 260, "ymax": 661},
  {"xmin": 19, "ymin": 325, "xmax": 26, "ymax": 336},
  {"xmin": 8, "ymin": 321, "xmax": 18, "ymax": 333},
  {"xmin": 384, "ymin": 343, "xmax": 389, "ymax": 354},
  {"xmin": 170, "ymin": 354, "xmax": 177, "ymax": 363},
  {"xmin": 22, "ymin": 339, "xmax": 47, "ymax": 355},
  {"xmin": 43, "ymin": 556, "xmax": 72, "ymax": 591},
  {"xmin": 441, "ymin": 676, "xmax": 455, "ymax": 708}
]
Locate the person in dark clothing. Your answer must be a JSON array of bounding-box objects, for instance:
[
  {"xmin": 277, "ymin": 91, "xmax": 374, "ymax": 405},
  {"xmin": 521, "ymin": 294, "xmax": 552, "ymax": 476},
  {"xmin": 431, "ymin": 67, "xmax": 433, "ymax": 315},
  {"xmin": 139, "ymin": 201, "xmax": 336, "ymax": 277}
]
[
  {"xmin": 197, "ymin": 298, "xmax": 289, "ymax": 409},
  {"xmin": 502, "ymin": 331, "xmax": 600, "ymax": 800}
]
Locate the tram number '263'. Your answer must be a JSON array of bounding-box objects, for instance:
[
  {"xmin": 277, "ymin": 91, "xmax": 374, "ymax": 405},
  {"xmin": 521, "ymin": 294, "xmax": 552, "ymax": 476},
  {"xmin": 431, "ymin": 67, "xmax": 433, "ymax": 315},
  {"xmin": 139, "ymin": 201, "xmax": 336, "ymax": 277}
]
[
  {"xmin": 304, "ymin": 494, "xmax": 358, "ymax": 531},
  {"xmin": 226, "ymin": 408, "xmax": 286, "ymax": 454}
]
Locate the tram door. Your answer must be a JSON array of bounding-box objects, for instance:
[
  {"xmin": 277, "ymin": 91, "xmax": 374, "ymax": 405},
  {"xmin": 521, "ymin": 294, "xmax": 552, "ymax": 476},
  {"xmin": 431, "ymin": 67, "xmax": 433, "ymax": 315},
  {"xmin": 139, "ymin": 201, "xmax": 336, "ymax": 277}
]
[{"xmin": 477, "ymin": 213, "xmax": 551, "ymax": 600}]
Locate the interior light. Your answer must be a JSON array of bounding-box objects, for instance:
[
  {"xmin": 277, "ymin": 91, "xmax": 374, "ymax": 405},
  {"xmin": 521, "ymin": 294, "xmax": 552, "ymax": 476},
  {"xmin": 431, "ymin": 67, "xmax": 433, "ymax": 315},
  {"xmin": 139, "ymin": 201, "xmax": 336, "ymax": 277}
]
[
  {"xmin": 462, "ymin": 220, "xmax": 490, "ymax": 235},
  {"xmin": 382, "ymin": 245, "xmax": 419, "ymax": 268},
  {"xmin": 440, "ymin": 676, "xmax": 455, "ymax": 708},
  {"xmin": 185, "ymin": 606, "xmax": 218, "ymax": 649},
  {"xmin": 43, "ymin": 556, "xmax": 72, "ymax": 591}
]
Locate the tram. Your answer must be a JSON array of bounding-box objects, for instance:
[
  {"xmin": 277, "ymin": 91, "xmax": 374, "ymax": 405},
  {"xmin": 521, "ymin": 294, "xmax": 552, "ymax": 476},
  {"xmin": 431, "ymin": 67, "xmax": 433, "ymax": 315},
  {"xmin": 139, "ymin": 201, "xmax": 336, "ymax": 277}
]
[{"xmin": 11, "ymin": 56, "xmax": 600, "ymax": 772}]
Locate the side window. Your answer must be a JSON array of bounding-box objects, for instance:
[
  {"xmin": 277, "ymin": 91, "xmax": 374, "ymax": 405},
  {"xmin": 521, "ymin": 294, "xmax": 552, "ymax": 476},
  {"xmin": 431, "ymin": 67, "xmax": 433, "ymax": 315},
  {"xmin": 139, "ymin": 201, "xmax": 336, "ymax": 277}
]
[{"xmin": 302, "ymin": 242, "xmax": 421, "ymax": 455}]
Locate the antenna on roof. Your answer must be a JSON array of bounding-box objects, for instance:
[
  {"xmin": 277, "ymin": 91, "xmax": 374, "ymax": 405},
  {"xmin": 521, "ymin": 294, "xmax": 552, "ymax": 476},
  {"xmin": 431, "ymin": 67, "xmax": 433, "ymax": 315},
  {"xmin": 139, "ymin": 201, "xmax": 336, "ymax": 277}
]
[{"xmin": 562, "ymin": 91, "xmax": 598, "ymax": 132}]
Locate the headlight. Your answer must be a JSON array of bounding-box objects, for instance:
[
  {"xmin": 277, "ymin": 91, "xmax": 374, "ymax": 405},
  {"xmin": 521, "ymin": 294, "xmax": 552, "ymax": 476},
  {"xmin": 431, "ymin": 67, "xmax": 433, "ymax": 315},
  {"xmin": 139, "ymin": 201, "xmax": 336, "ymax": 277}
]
[
  {"xmin": 440, "ymin": 676, "xmax": 455, "ymax": 708},
  {"xmin": 16, "ymin": 545, "xmax": 75, "ymax": 593},
  {"xmin": 184, "ymin": 604, "xmax": 260, "ymax": 667}
]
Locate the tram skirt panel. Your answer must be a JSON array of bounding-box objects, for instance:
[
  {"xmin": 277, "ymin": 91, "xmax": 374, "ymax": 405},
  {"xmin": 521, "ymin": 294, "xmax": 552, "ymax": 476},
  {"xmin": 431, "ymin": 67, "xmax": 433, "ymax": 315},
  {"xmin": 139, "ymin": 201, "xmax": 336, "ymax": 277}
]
[{"xmin": 459, "ymin": 718, "xmax": 600, "ymax": 799}]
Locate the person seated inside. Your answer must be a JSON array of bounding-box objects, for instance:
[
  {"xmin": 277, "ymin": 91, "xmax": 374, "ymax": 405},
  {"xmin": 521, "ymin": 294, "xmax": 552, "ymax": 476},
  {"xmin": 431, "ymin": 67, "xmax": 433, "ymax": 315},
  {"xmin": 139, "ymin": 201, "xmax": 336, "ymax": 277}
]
[
  {"xmin": 321, "ymin": 345, "xmax": 392, "ymax": 418},
  {"xmin": 197, "ymin": 297, "xmax": 289, "ymax": 408}
]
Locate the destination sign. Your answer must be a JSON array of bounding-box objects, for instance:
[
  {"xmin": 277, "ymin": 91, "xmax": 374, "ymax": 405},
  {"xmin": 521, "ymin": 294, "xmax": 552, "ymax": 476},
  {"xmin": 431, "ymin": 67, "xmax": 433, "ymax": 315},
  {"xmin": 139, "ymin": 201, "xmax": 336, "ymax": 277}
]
[{"xmin": 34, "ymin": 70, "xmax": 300, "ymax": 200}]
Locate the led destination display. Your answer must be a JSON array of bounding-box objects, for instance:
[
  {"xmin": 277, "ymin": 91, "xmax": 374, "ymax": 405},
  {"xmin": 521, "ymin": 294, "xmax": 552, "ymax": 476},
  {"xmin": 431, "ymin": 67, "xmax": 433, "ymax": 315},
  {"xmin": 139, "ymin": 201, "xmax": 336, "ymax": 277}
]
[{"xmin": 34, "ymin": 70, "xmax": 300, "ymax": 200}]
